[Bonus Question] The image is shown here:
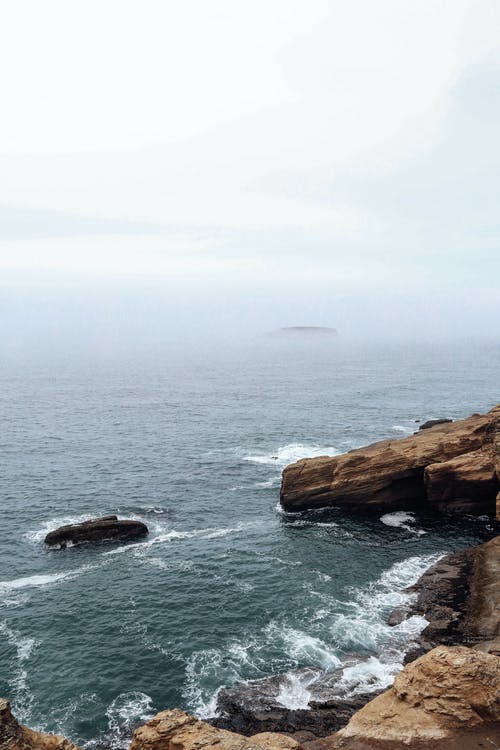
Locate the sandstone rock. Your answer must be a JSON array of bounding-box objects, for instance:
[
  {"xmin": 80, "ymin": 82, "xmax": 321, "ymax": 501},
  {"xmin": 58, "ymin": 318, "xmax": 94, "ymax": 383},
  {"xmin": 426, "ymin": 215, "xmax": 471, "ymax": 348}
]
[
  {"xmin": 425, "ymin": 447, "xmax": 497, "ymax": 514},
  {"xmin": 130, "ymin": 709, "xmax": 299, "ymax": 750},
  {"xmin": 44, "ymin": 516, "xmax": 148, "ymax": 548},
  {"xmin": 331, "ymin": 646, "xmax": 500, "ymax": 746},
  {"xmin": 250, "ymin": 733, "xmax": 300, "ymax": 749},
  {"xmin": 280, "ymin": 405, "xmax": 500, "ymax": 515},
  {"xmin": 0, "ymin": 698, "xmax": 82, "ymax": 750},
  {"xmin": 419, "ymin": 418, "xmax": 453, "ymax": 430}
]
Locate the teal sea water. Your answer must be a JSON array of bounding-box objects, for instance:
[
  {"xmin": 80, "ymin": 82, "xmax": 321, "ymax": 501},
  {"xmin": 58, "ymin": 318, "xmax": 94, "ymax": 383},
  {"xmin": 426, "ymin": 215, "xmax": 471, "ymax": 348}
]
[{"xmin": 1, "ymin": 338, "xmax": 499, "ymax": 747}]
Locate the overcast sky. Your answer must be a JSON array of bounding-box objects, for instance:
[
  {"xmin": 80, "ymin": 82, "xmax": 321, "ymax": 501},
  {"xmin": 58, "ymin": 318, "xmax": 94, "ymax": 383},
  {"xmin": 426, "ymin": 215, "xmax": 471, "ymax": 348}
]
[{"xmin": 1, "ymin": 0, "xmax": 500, "ymax": 348}]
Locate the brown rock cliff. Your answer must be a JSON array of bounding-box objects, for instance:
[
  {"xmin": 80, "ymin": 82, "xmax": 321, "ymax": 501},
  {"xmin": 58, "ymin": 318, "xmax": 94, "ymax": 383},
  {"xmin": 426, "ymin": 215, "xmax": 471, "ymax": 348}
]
[{"xmin": 280, "ymin": 405, "xmax": 500, "ymax": 516}]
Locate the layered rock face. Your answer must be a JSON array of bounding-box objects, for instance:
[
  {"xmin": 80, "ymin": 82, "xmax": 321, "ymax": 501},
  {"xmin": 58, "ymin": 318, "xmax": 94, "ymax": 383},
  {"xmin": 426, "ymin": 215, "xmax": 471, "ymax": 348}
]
[
  {"xmin": 129, "ymin": 708, "xmax": 299, "ymax": 750},
  {"xmin": 280, "ymin": 405, "xmax": 500, "ymax": 516},
  {"xmin": 327, "ymin": 646, "xmax": 500, "ymax": 748},
  {"xmin": 0, "ymin": 699, "xmax": 82, "ymax": 750},
  {"xmin": 44, "ymin": 516, "xmax": 148, "ymax": 548}
]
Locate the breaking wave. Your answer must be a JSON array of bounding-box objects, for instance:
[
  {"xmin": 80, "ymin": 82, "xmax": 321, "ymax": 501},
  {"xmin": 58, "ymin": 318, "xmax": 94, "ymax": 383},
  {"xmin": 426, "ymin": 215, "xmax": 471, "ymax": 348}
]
[
  {"xmin": 183, "ymin": 552, "xmax": 444, "ymax": 717},
  {"xmin": 243, "ymin": 443, "xmax": 339, "ymax": 467},
  {"xmin": 380, "ymin": 511, "xmax": 426, "ymax": 535}
]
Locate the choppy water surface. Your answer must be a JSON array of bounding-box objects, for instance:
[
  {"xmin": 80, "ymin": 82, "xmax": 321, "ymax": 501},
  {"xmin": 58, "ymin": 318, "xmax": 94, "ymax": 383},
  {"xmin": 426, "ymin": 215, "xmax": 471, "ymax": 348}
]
[{"xmin": 1, "ymin": 338, "xmax": 499, "ymax": 746}]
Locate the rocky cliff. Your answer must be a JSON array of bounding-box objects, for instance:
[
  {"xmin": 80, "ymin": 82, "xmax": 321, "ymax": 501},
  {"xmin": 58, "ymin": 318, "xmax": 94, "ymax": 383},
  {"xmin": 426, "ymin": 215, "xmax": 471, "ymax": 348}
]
[
  {"xmin": 280, "ymin": 405, "xmax": 500, "ymax": 516},
  {"xmin": 0, "ymin": 699, "xmax": 82, "ymax": 750}
]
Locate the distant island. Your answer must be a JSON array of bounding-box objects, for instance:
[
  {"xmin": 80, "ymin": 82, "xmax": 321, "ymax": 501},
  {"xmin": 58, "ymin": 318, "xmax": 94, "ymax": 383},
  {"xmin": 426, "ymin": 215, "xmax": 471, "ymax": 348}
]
[{"xmin": 279, "ymin": 326, "xmax": 338, "ymax": 335}]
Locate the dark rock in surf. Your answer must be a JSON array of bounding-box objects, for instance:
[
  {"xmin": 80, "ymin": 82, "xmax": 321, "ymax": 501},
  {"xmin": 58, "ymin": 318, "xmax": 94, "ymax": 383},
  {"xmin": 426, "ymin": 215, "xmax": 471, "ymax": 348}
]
[
  {"xmin": 418, "ymin": 418, "xmax": 453, "ymax": 430},
  {"xmin": 387, "ymin": 535, "xmax": 500, "ymax": 662},
  {"xmin": 44, "ymin": 516, "xmax": 148, "ymax": 548},
  {"xmin": 211, "ymin": 666, "xmax": 380, "ymax": 737}
]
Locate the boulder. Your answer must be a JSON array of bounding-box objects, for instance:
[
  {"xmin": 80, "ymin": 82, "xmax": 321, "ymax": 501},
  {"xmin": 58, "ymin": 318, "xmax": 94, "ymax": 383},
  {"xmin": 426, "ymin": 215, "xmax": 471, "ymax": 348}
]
[
  {"xmin": 280, "ymin": 405, "xmax": 500, "ymax": 516},
  {"xmin": 0, "ymin": 698, "xmax": 82, "ymax": 750},
  {"xmin": 326, "ymin": 646, "xmax": 500, "ymax": 747},
  {"xmin": 44, "ymin": 516, "xmax": 148, "ymax": 548},
  {"xmin": 129, "ymin": 708, "xmax": 298, "ymax": 750}
]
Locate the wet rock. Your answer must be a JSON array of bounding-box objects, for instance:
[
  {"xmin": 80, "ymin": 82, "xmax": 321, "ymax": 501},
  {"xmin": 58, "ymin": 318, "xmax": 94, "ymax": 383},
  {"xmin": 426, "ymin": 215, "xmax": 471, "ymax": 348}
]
[
  {"xmin": 388, "ymin": 535, "xmax": 500, "ymax": 659},
  {"xmin": 0, "ymin": 698, "xmax": 82, "ymax": 750},
  {"xmin": 419, "ymin": 418, "xmax": 453, "ymax": 430},
  {"xmin": 211, "ymin": 667, "xmax": 380, "ymax": 737},
  {"xmin": 44, "ymin": 516, "xmax": 148, "ymax": 548},
  {"xmin": 280, "ymin": 405, "xmax": 500, "ymax": 517}
]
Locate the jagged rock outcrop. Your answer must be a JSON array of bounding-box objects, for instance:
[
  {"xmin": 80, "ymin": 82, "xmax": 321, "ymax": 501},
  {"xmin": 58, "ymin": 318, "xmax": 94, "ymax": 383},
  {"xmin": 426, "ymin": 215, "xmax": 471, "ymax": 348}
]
[
  {"xmin": 212, "ymin": 665, "xmax": 376, "ymax": 736},
  {"xmin": 44, "ymin": 516, "xmax": 148, "ymax": 548},
  {"xmin": 129, "ymin": 708, "xmax": 299, "ymax": 750},
  {"xmin": 280, "ymin": 405, "xmax": 500, "ymax": 516},
  {"xmin": 394, "ymin": 535, "xmax": 500, "ymax": 661},
  {"xmin": 323, "ymin": 646, "xmax": 500, "ymax": 748},
  {"xmin": 0, "ymin": 699, "xmax": 81, "ymax": 750}
]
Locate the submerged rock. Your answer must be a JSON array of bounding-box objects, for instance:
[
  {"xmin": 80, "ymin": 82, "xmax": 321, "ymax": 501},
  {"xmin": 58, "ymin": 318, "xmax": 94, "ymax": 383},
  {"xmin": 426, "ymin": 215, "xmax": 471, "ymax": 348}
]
[
  {"xmin": 280, "ymin": 404, "xmax": 500, "ymax": 516},
  {"xmin": 0, "ymin": 698, "xmax": 82, "ymax": 750},
  {"xmin": 44, "ymin": 516, "xmax": 148, "ymax": 548}
]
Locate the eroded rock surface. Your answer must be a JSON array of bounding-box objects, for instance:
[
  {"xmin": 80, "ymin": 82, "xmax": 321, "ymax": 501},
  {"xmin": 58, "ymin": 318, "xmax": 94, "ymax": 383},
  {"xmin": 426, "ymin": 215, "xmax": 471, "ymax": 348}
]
[
  {"xmin": 280, "ymin": 405, "xmax": 500, "ymax": 516},
  {"xmin": 0, "ymin": 699, "xmax": 81, "ymax": 750},
  {"xmin": 44, "ymin": 516, "xmax": 148, "ymax": 548},
  {"xmin": 326, "ymin": 646, "xmax": 500, "ymax": 747},
  {"xmin": 130, "ymin": 708, "xmax": 299, "ymax": 750}
]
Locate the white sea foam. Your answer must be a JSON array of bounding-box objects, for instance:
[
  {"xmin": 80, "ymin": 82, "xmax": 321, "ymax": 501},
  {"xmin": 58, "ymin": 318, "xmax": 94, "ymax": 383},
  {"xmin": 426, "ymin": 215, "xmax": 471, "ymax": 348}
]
[
  {"xmin": 0, "ymin": 621, "xmax": 38, "ymax": 723},
  {"xmin": 103, "ymin": 692, "xmax": 154, "ymax": 749},
  {"xmin": 276, "ymin": 672, "xmax": 315, "ymax": 710},
  {"xmin": 24, "ymin": 515, "xmax": 98, "ymax": 545},
  {"xmin": 380, "ymin": 511, "xmax": 426, "ymax": 535},
  {"xmin": 102, "ymin": 521, "xmax": 263, "ymax": 557},
  {"xmin": 183, "ymin": 552, "xmax": 445, "ymax": 717},
  {"xmin": 254, "ymin": 478, "xmax": 280, "ymax": 489},
  {"xmin": 391, "ymin": 424, "xmax": 409, "ymax": 432},
  {"xmin": 274, "ymin": 626, "xmax": 342, "ymax": 671},
  {"xmin": 244, "ymin": 443, "xmax": 339, "ymax": 467},
  {"xmin": 0, "ymin": 566, "xmax": 93, "ymax": 592}
]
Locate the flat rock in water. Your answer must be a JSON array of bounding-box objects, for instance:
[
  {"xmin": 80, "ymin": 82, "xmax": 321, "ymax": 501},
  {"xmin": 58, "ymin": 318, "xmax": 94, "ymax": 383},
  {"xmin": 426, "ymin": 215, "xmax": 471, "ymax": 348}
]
[{"xmin": 44, "ymin": 516, "xmax": 148, "ymax": 548}]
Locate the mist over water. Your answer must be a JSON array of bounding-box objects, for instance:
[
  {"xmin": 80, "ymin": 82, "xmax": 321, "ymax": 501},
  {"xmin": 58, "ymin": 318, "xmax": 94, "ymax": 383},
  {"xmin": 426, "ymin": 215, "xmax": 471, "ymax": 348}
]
[{"xmin": 1, "ymin": 337, "xmax": 499, "ymax": 746}]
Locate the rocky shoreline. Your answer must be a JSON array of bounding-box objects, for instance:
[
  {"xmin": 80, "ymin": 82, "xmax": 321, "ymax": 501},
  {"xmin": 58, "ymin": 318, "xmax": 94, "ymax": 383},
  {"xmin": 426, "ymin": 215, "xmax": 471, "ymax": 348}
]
[{"xmin": 4, "ymin": 406, "xmax": 500, "ymax": 749}]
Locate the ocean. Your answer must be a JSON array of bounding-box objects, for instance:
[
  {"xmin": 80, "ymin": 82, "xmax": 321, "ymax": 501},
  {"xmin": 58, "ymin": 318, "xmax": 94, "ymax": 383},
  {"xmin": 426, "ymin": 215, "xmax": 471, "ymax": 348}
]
[{"xmin": 1, "ymin": 337, "xmax": 499, "ymax": 747}]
